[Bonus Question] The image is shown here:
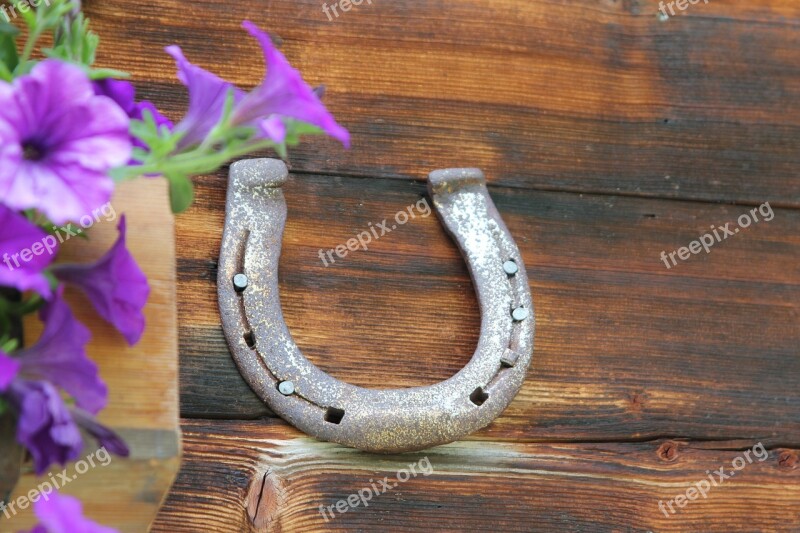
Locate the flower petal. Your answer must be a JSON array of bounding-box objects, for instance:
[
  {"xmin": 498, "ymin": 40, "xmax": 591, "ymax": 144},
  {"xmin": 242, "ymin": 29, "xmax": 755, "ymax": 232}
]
[
  {"xmin": 0, "ymin": 204, "xmax": 55, "ymax": 297},
  {"xmin": 259, "ymin": 115, "xmax": 287, "ymax": 144},
  {"xmin": 48, "ymin": 96, "xmax": 132, "ymax": 170},
  {"xmin": 92, "ymin": 78, "xmax": 137, "ymax": 116},
  {"xmin": 0, "ymin": 350, "xmax": 20, "ymax": 391},
  {"xmin": 31, "ymin": 491, "xmax": 119, "ymax": 533},
  {"xmin": 7, "ymin": 380, "xmax": 83, "ymax": 475},
  {"xmin": 166, "ymin": 45, "xmax": 243, "ymax": 149},
  {"xmin": 233, "ymin": 21, "xmax": 350, "ymax": 147},
  {"xmin": 0, "ymin": 60, "xmax": 95, "ymax": 140},
  {"xmin": 0, "ymin": 61, "xmax": 131, "ymax": 225},
  {"xmin": 71, "ymin": 408, "xmax": 130, "ymax": 458},
  {"xmin": 12, "ymin": 161, "xmax": 115, "ymax": 225},
  {"xmin": 53, "ymin": 215, "xmax": 149, "ymax": 345},
  {"xmin": 18, "ymin": 294, "xmax": 107, "ymax": 414}
]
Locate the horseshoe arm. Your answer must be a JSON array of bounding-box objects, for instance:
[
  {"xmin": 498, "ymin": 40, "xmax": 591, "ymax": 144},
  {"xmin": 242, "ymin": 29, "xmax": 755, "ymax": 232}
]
[{"xmin": 218, "ymin": 159, "xmax": 534, "ymax": 452}]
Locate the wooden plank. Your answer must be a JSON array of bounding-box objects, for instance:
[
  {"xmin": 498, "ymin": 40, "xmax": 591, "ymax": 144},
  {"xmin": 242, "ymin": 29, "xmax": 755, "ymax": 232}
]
[
  {"xmin": 178, "ymin": 171, "xmax": 800, "ymax": 444},
  {"xmin": 84, "ymin": 0, "xmax": 800, "ymax": 205},
  {"xmin": 152, "ymin": 419, "xmax": 800, "ymax": 532},
  {"xmin": 5, "ymin": 180, "xmax": 181, "ymax": 532}
]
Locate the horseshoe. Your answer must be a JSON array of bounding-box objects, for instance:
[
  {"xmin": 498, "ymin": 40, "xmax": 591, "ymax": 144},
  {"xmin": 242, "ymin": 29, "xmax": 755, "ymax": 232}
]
[{"xmin": 218, "ymin": 159, "xmax": 534, "ymax": 452}]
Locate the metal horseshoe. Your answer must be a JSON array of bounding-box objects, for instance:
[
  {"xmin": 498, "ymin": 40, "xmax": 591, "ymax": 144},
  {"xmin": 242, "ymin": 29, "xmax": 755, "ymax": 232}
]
[{"xmin": 218, "ymin": 159, "xmax": 534, "ymax": 453}]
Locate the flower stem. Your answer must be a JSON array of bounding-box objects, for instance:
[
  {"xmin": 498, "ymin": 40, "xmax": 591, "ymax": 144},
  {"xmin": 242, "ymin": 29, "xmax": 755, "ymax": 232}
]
[
  {"xmin": 114, "ymin": 139, "xmax": 277, "ymax": 181},
  {"xmin": 19, "ymin": 29, "xmax": 42, "ymax": 66}
]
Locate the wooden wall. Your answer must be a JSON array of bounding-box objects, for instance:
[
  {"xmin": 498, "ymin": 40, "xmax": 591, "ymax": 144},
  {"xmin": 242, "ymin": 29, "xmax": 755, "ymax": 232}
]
[{"xmin": 85, "ymin": 0, "xmax": 800, "ymax": 530}]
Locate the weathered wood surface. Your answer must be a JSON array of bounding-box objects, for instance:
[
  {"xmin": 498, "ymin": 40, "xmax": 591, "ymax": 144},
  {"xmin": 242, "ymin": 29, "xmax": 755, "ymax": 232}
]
[
  {"xmin": 78, "ymin": 0, "xmax": 800, "ymax": 530},
  {"xmin": 4, "ymin": 180, "xmax": 181, "ymax": 532},
  {"xmin": 156, "ymin": 420, "xmax": 800, "ymax": 532}
]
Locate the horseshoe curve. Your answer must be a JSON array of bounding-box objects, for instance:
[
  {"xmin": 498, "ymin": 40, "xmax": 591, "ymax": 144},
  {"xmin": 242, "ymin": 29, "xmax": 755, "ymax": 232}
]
[{"xmin": 218, "ymin": 159, "xmax": 534, "ymax": 452}]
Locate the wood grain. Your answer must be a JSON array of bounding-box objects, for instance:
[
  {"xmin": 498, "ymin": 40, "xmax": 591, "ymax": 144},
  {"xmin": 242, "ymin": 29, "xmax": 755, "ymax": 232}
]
[
  {"xmin": 153, "ymin": 419, "xmax": 800, "ymax": 532},
  {"xmin": 84, "ymin": 0, "xmax": 800, "ymax": 205}
]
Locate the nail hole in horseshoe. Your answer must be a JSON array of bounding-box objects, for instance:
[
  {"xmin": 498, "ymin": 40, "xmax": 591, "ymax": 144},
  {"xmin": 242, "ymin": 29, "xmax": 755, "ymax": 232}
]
[
  {"xmin": 244, "ymin": 331, "xmax": 256, "ymax": 349},
  {"xmin": 324, "ymin": 407, "xmax": 346, "ymax": 424},
  {"xmin": 469, "ymin": 386, "xmax": 489, "ymax": 406}
]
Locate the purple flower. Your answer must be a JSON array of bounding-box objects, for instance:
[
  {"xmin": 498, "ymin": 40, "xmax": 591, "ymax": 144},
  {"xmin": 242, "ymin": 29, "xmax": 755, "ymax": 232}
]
[
  {"xmin": 93, "ymin": 78, "xmax": 174, "ymax": 151},
  {"xmin": 28, "ymin": 492, "xmax": 118, "ymax": 533},
  {"xmin": 0, "ymin": 60, "xmax": 131, "ymax": 225},
  {"xmin": 3, "ymin": 375, "xmax": 127, "ymax": 474},
  {"xmin": 71, "ymin": 409, "xmax": 130, "ymax": 458},
  {"xmin": 0, "ymin": 298, "xmax": 127, "ymax": 475},
  {"xmin": 92, "ymin": 78, "xmax": 137, "ymax": 116},
  {"xmin": 6, "ymin": 380, "xmax": 83, "ymax": 474},
  {"xmin": 232, "ymin": 21, "xmax": 350, "ymax": 147},
  {"xmin": 0, "ymin": 204, "xmax": 56, "ymax": 298},
  {"xmin": 166, "ymin": 21, "xmax": 348, "ymax": 149},
  {"xmin": 53, "ymin": 216, "xmax": 149, "ymax": 345},
  {"xmin": 0, "ymin": 350, "xmax": 20, "ymax": 391},
  {"xmin": 166, "ymin": 45, "xmax": 243, "ymax": 149},
  {"xmin": 16, "ymin": 294, "xmax": 107, "ymax": 414}
]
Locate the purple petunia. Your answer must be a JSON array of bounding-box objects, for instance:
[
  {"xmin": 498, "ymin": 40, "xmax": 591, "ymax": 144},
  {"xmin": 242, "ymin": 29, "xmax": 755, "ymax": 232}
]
[
  {"xmin": 166, "ymin": 21, "xmax": 349, "ymax": 149},
  {"xmin": 0, "ymin": 350, "xmax": 20, "ymax": 391},
  {"xmin": 5, "ymin": 377, "xmax": 128, "ymax": 474},
  {"xmin": 28, "ymin": 492, "xmax": 119, "ymax": 533},
  {"xmin": 0, "ymin": 60, "xmax": 132, "ymax": 225},
  {"xmin": 3, "ymin": 294, "xmax": 102, "ymax": 473},
  {"xmin": 0, "ymin": 204, "xmax": 57, "ymax": 298},
  {"xmin": 53, "ymin": 216, "xmax": 149, "ymax": 345},
  {"xmin": 16, "ymin": 294, "xmax": 107, "ymax": 414},
  {"xmin": 93, "ymin": 78, "xmax": 174, "ymax": 152},
  {"xmin": 165, "ymin": 45, "xmax": 244, "ymax": 150},
  {"xmin": 0, "ymin": 294, "xmax": 127, "ymax": 474},
  {"xmin": 233, "ymin": 21, "xmax": 350, "ymax": 146},
  {"xmin": 70, "ymin": 409, "xmax": 130, "ymax": 458},
  {"xmin": 6, "ymin": 379, "xmax": 84, "ymax": 474},
  {"xmin": 92, "ymin": 78, "xmax": 137, "ymax": 117}
]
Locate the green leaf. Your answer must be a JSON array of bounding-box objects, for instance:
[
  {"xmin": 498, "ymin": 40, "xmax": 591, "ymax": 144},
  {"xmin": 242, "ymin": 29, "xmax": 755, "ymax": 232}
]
[
  {"xmin": 1, "ymin": 337, "xmax": 18, "ymax": 352},
  {"xmin": 0, "ymin": 22, "xmax": 19, "ymax": 75},
  {"xmin": 0, "ymin": 20, "xmax": 19, "ymax": 36},
  {"xmin": 89, "ymin": 68, "xmax": 130, "ymax": 80},
  {"xmin": 43, "ymin": 8, "xmax": 99, "ymax": 68},
  {"xmin": 129, "ymin": 147, "xmax": 150, "ymax": 164},
  {"xmin": 274, "ymin": 142, "xmax": 288, "ymax": 159},
  {"xmin": 283, "ymin": 120, "xmax": 324, "ymax": 146},
  {"xmin": 19, "ymin": 6, "xmax": 37, "ymax": 28},
  {"xmin": 0, "ymin": 61, "xmax": 12, "ymax": 82},
  {"xmin": 166, "ymin": 173, "xmax": 195, "ymax": 214}
]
